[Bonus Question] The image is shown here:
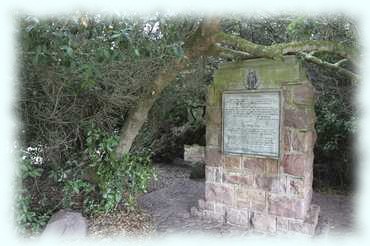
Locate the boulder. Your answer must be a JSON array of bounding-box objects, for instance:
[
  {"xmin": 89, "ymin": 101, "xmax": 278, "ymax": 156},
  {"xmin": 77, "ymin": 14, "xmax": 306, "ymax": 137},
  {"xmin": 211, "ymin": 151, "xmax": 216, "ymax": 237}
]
[{"xmin": 41, "ymin": 209, "xmax": 88, "ymax": 239}]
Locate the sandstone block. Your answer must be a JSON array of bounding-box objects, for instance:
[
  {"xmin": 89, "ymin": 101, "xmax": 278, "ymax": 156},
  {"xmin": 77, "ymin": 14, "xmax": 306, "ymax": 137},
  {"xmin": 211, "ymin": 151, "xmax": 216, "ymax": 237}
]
[
  {"xmin": 206, "ymin": 125, "xmax": 221, "ymax": 146},
  {"xmin": 198, "ymin": 199, "xmax": 215, "ymax": 211},
  {"xmin": 284, "ymin": 128, "xmax": 317, "ymax": 154},
  {"xmin": 225, "ymin": 207, "xmax": 250, "ymax": 226},
  {"xmin": 214, "ymin": 203, "xmax": 227, "ymax": 222},
  {"xmin": 265, "ymin": 160, "xmax": 279, "ymax": 176},
  {"xmin": 304, "ymin": 151, "xmax": 315, "ymax": 173},
  {"xmin": 292, "ymin": 84, "xmax": 314, "ymax": 105},
  {"xmin": 284, "ymin": 107, "xmax": 315, "ymax": 130},
  {"xmin": 243, "ymin": 157, "xmax": 265, "ymax": 174},
  {"xmin": 205, "ymin": 167, "xmax": 222, "ymax": 183},
  {"xmin": 236, "ymin": 188, "xmax": 266, "ymax": 212},
  {"xmin": 276, "ymin": 216, "xmax": 289, "ymax": 233},
  {"xmin": 223, "ymin": 155, "xmax": 241, "ymax": 169},
  {"xmin": 223, "ymin": 171, "xmax": 254, "ymax": 186},
  {"xmin": 303, "ymin": 168, "xmax": 314, "ymax": 194},
  {"xmin": 250, "ymin": 212, "xmax": 277, "ymax": 233},
  {"xmin": 268, "ymin": 194, "xmax": 306, "ymax": 219},
  {"xmin": 225, "ymin": 207, "xmax": 240, "ymax": 225},
  {"xmin": 236, "ymin": 199, "xmax": 250, "ymax": 209},
  {"xmin": 205, "ymin": 147, "xmax": 222, "ymax": 167},
  {"xmin": 282, "ymin": 154, "xmax": 305, "ymax": 177},
  {"xmin": 288, "ymin": 204, "xmax": 320, "ymax": 235},
  {"xmin": 255, "ymin": 175, "xmax": 286, "ymax": 193},
  {"xmin": 248, "ymin": 189, "xmax": 267, "ymax": 212},
  {"xmin": 205, "ymin": 183, "xmax": 234, "ymax": 205},
  {"xmin": 287, "ymin": 176, "xmax": 304, "ymax": 197}
]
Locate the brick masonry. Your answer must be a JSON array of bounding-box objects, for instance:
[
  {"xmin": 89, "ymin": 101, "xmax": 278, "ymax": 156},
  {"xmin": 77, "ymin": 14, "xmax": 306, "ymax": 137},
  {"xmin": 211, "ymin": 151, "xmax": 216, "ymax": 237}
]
[{"xmin": 191, "ymin": 56, "xmax": 320, "ymax": 236}]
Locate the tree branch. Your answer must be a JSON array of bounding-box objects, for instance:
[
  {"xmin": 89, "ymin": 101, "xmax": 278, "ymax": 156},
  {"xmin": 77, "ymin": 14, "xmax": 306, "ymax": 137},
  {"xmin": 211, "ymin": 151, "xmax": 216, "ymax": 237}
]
[
  {"xmin": 214, "ymin": 32, "xmax": 355, "ymax": 60},
  {"xmin": 214, "ymin": 31, "xmax": 358, "ymax": 80},
  {"xmin": 334, "ymin": 58, "xmax": 349, "ymax": 67},
  {"xmin": 214, "ymin": 32, "xmax": 276, "ymax": 59},
  {"xmin": 298, "ymin": 52, "xmax": 359, "ymax": 81},
  {"xmin": 211, "ymin": 44, "xmax": 256, "ymax": 60}
]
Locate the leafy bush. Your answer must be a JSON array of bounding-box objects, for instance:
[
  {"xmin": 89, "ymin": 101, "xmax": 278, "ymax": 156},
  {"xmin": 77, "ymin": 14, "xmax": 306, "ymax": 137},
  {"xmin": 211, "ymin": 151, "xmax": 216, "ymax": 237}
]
[
  {"xmin": 17, "ymin": 14, "xmax": 190, "ymax": 168},
  {"xmin": 313, "ymin": 85, "xmax": 355, "ymax": 191},
  {"xmin": 304, "ymin": 61, "xmax": 356, "ymax": 192},
  {"xmin": 132, "ymin": 58, "xmax": 212, "ymax": 162},
  {"xmin": 15, "ymin": 125, "xmax": 156, "ymax": 235},
  {"xmin": 83, "ymin": 126, "xmax": 156, "ymax": 213},
  {"xmin": 15, "ymin": 150, "xmax": 52, "ymax": 234},
  {"xmin": 15, "ymin": 190, "xmax": 51, "ymax": 235}
]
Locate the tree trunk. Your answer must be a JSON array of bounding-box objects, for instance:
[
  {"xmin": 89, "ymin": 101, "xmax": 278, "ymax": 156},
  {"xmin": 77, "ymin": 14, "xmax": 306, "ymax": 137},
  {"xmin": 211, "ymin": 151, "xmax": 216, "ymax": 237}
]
[
  {"xmin": 116, "ymin": 19, "xmax": 221, "ymax": 156},
  {"xmin": 116, "ymin": 63, "xmax": 185, "ymax": 156}
]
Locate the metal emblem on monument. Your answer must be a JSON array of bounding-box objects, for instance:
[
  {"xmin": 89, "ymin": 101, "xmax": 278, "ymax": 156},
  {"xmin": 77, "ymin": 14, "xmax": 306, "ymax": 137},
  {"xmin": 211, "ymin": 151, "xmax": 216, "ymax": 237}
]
[{"xmin": 244, "ymin": 69, "xmax": 259, "ymax": 90}]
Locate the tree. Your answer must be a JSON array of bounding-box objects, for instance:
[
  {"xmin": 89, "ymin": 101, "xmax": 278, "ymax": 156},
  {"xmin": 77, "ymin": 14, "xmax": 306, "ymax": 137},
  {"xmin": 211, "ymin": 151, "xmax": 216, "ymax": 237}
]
[{"xmin": 116, "ymin": 17, "xmax": 358, "ymax": 156}]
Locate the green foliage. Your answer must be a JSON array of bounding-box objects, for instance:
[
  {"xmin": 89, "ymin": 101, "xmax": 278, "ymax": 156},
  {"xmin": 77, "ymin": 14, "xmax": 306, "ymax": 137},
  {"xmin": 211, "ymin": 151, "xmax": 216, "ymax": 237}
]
[
  {"xmin": 18, "ymin": 13, "xmax": 195, "ymax": 167},
  {"xmin": 316, "ymin": 95, "xmax": 354, "ymax": 152},
  {"xmin": 304, "ymin": 60, "xmax": 356, "ymax": 192},
  {"xmin": 313, "ymin": 82, "xmax": 355, "ymax": 191},
  {"xmin": 15, "ymin": 125, "xmax": 156, "ymax": 235},
  {"xmin": 19, "ymin": 158, "xmax": 43, "ymax": 179},
  {"xmin": 132, "ymin": 58, "xmax": 212, "ymax": 161},
  {"xmin": 84, "ymin": 126, "xmax": 156, "ymax": 212},
  {"xmin": 223, "ymin": 14, "xmax": 357, "ymax": 48},
  {"xmin": 15, "ymin": 151, "xmax": 52, "ymax": 234},
  {"xmin": 62, "ymin": 179, "xmax": 93, "ymax": 208},
  {"xmin": 43, "ymin": 124, "xmax": 156, "ymax": 217},
  {"xmin": 15, "ymin": 190, "xmax": 50, "ymax": 235}
]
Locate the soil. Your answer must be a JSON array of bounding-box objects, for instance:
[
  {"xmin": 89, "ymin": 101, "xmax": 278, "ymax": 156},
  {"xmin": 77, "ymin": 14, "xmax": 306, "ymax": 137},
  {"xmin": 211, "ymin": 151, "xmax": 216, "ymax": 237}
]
[{"xmin": 88, "ymin": 209, "xmax": 155, "ymax": 238}]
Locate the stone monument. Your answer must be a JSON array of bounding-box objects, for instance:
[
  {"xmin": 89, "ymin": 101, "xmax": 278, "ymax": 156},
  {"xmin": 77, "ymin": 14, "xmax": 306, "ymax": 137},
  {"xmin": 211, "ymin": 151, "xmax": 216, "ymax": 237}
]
[{"xmin": 191, "ymin": 55, "xmax": 320, "ymax": 235}]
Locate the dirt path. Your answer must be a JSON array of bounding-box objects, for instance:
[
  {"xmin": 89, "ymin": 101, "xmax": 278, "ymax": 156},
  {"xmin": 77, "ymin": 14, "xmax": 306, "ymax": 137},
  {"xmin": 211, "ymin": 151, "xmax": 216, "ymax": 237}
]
[
  {"xmin": 138, "ymin": 163, "xmax": 354, "ymax": 236},
  {"xmin": 312, "ymin": 192, "xmax": 354, "ymax": 236}
]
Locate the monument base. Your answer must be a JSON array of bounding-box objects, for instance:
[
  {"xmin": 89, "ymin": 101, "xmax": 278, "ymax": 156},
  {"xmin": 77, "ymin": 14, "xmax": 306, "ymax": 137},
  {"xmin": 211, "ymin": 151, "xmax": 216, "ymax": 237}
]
[{"xmin": 191, "ymin": 200, "xmax": 320, "ymax": 236}]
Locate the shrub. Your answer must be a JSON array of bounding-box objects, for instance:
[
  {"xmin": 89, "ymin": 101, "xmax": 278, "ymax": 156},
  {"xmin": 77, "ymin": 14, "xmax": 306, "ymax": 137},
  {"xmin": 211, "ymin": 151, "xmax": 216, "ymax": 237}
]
[
  {"xmin": 15, "ymin": 150, "xmax": 52, "ymax": 234},
  {"xmin": 15, "ymin": 125, "xmax": 156, "ymax": 235},
  {"xmin": 304, "ymin": 61, "xmax": 356, "ymax": 192},
  {"xmin": 82, "ymin": 126, "xmax": 156, "ymax": 213}
]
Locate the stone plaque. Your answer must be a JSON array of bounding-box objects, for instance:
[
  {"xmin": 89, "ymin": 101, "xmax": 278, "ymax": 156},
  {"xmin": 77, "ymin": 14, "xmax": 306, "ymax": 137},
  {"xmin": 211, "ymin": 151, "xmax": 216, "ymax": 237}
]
[{"xmin": 223, "ymin": 91, "xmax": 281, "ymax": 158}]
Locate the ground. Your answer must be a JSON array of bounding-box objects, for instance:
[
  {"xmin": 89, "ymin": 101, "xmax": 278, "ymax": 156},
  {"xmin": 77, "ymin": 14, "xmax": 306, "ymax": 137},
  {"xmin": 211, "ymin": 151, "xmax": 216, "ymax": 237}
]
[{"xmin": 88, "ymin": 162, "xmax": 354, "ymax": 237}]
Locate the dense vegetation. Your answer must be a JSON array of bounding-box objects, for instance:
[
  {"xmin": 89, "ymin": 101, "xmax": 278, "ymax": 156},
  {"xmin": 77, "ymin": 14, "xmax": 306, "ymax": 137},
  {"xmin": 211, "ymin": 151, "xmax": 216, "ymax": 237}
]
[{"xmin": 15, "ymin": 13, "xmax": 357, "ymax": 235}]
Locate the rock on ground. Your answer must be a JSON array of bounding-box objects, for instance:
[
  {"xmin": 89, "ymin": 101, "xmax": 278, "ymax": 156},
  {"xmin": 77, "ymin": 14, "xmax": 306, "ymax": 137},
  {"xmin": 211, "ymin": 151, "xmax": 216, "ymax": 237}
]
[{"xmin": 41, "ymin": 209, "xmax": 88, "ymax": 239}]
